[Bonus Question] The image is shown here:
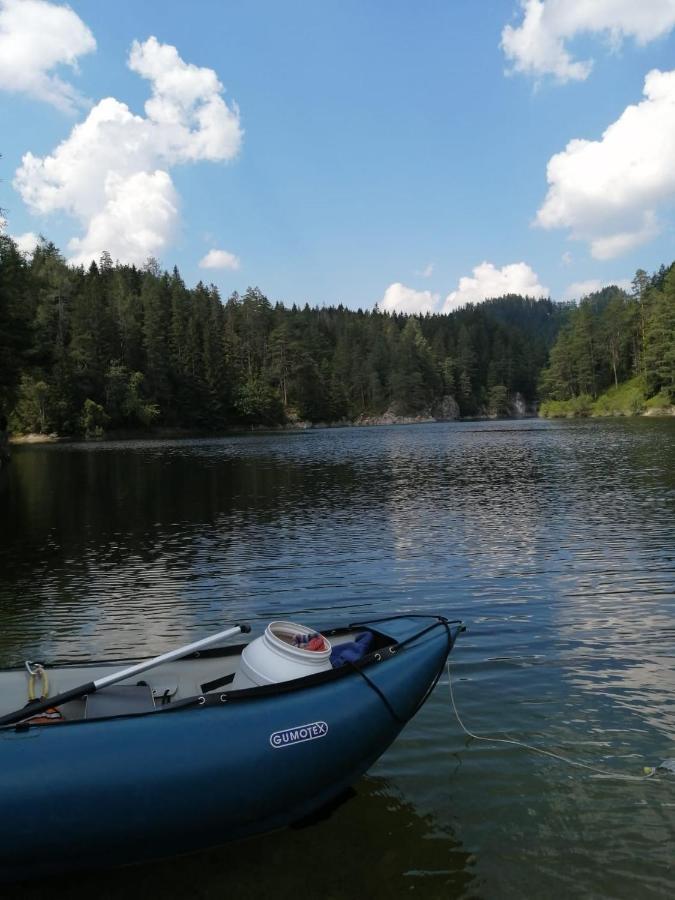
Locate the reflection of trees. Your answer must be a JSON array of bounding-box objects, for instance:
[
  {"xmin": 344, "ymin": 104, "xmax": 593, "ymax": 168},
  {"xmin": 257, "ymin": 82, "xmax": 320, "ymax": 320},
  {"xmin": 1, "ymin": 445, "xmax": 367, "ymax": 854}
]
[
  {"xmin": 0, "ymin": 438, "xmax": 396, "ymax": 664},
  {"xmin": 4, "ymin": 776, "xmax": 475, "ymax": 900},
  {"xmin": 3, "ymin": 419, "xmax": 673, "ymax": 682}
]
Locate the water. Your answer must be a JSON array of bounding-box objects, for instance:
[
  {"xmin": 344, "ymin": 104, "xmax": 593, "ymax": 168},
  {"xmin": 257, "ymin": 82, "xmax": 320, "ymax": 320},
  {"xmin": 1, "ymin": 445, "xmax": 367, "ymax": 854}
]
[{"xmin": 1, "ymin": 419, "xmax": 674, "ymax": 898}]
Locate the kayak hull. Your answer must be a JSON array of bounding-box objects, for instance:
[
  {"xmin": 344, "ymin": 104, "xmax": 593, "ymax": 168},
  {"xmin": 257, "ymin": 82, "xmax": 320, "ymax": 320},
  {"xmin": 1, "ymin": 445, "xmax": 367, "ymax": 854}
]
[{"xmin": 0, "ymin": 615, "xmax": 460, "ymax": 880}]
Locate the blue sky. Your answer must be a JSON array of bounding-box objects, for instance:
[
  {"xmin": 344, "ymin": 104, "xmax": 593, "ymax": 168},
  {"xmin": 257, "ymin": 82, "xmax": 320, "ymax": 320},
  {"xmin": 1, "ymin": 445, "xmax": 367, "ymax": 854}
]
[{"xmin": 2, "ymin": 0, "xmax": 675, "ymax": 312}]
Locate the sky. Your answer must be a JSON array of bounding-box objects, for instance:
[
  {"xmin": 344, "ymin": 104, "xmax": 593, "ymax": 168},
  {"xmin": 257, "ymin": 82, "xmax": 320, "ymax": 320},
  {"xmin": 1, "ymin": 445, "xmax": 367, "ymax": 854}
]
[{"xmin": 2, "ymin": 0, "xmax": 675, "ymax": 314}]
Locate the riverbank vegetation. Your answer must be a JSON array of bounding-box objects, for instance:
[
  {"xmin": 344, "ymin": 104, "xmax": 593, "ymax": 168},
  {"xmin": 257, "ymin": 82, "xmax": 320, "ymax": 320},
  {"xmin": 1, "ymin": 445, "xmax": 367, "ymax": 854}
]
[
  {"xmin": 539, "ymin": 267, "xmax": 675, "ymax": 418},
  {"xmin": 1, "ymin": 234, "xmax": 673, "ymax": 436}
]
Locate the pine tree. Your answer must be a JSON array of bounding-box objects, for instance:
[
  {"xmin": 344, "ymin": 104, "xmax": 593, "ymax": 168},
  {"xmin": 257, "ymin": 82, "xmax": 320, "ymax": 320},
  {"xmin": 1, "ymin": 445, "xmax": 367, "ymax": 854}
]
[
  {"xmin": 0, "ymin": 236, "xmax": 33, "ymax": 415},
  {"xmin": 645, "ymin": 268, "xmax": 675, "ymax": 399}
]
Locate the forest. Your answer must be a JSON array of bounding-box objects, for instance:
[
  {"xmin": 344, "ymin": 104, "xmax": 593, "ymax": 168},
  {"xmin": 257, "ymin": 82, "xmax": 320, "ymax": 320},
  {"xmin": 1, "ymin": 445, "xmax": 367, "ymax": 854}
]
[
  {"xmin": 0, "ymin": 233, "xmax": 673, "ymax": 436},
  {"xmin": 539, "ymin": 266, "xmax": 675, "ymax": 417}
]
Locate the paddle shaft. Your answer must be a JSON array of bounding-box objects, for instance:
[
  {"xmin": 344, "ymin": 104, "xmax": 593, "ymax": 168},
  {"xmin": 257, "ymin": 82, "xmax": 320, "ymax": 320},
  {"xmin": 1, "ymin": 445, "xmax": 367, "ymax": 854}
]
[
  {"xmin": 94, "ymin": 624, "xmax": 247, "ymax": 689},
  {"xmin": 0, "ymin": 623, "xmax": 250, "ymax": 728}
]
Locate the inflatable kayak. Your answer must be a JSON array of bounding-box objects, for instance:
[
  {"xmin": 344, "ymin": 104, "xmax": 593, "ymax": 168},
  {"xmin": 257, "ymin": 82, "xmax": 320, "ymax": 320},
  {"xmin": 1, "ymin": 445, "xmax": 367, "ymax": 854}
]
[{"xmin": 0, "ymin": 613, "xmax": 462, "ymax": 881}]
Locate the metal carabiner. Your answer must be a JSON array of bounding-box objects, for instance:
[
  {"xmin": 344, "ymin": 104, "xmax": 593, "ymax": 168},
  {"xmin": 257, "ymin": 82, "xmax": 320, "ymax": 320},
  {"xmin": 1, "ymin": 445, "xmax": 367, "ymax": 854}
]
[{"xmin": 25, "ymin": 661, "xmax": 49, "ymax": 701}]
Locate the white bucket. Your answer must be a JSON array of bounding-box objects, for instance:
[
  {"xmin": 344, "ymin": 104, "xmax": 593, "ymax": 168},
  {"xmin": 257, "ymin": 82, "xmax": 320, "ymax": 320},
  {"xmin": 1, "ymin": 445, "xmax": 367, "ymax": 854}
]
[{"xmin": 232, "ymin": 621, "xmax": 332, "ymax": 689}]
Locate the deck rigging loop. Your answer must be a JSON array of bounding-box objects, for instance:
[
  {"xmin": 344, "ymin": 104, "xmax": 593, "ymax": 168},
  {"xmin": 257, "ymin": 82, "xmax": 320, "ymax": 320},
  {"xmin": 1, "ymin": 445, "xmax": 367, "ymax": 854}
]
[
  {"xmin": 348, "ymin": 618, "xmax": 456, "ymax": 725},
  {"xmin": 446, "ymin": 660, "xmax": 660, "ymax": 783},
  {"xmin": 347, "ymin": 661, "xmax": 406, "ymax": 723}
]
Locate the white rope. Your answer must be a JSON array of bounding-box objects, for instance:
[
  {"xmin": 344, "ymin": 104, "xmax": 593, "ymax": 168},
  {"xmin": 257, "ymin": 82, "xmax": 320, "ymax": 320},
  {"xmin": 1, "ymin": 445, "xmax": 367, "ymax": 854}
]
[{"xmin": 446, "ymin": 661, "xmax": 657, "ymax": 782}]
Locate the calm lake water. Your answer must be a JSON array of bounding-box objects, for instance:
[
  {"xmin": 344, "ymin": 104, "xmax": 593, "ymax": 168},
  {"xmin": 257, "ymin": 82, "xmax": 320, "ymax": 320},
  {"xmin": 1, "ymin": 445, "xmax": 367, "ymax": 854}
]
[{"xmin": 1, "ymin": 419, "xmax": 674, "ymax": 899}]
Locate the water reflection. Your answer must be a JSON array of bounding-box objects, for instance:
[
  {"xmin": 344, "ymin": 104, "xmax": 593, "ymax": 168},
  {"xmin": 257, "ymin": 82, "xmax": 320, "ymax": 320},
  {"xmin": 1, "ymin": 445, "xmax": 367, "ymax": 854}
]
[{"xmin": 5, "ymin": 777, "xmax": 476, "ymax": 900}]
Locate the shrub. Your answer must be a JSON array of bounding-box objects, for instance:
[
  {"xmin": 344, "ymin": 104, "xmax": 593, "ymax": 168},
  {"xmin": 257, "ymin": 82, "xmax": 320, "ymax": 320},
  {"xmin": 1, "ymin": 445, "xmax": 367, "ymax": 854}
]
[
  {"xmin": 539, "ymin": 394, "xmax": 593, "ymax": 418},
  {"xmin": 80, "ymin": 399, "xmax": 108, "ymax": 439},
  {"xmin": 645, "ymin": 389, "xmax": 673, "ymax": 410},
  {"xmin": 592, "ymin": 377, "xmax": 646, "ymax": 416}
]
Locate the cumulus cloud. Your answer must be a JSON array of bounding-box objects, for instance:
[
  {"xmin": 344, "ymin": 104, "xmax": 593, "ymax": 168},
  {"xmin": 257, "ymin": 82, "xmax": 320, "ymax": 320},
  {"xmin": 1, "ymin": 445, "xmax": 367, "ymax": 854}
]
[
  {"xmin": 13, "ymin": 36, "xmax": 242, "ymax": 266},
  {"xmin": 380, "ymin": 283, "xmax": 440, "ymax": 315},
  {"xmin": 67, "ymin": 170, "xmax": 179, "ymax": 267},
  {"xmin": 563, "ymin": 277, "xmax": 632, "ymax": 299},
  {"xmin": 443, "ymin": 261, "xmax": 548, "ymax": 312},
  {"xmin": 0, "ymin": 0, "xmax": 95, "ymax": 112},
  {"xmin": 199, "ymin": 248, "xmax": 240, "ymax": 270},
  {"xmin": 12, "ymin": 231, "xmax": 40, "ymax": 255},
  {"xmin": 502, "ymin": 0, "xmax": 675, "ymax": 83},
  {"xmin": 535, "ymin": 69, "xmax": 675, "ymax": 259},
  {"xmin": 127, "ymin": 37, "xmax": 242, "ymax": 163}
]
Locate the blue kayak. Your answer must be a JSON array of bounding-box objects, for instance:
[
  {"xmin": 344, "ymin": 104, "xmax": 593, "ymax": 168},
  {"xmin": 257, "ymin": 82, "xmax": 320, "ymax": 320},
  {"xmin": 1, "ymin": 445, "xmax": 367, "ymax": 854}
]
[{"xmin": 0, "ymin": 614, "xmax": 462, "ymax": 881}]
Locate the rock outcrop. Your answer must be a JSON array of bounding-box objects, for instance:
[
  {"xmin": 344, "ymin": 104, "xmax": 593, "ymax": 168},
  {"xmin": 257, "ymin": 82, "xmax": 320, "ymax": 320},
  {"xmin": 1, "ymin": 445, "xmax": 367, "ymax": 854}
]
[
  {"xmin": 509, "ymin": 392, "xmax": 538, "ymax": 418},
  {"xmin": 355, "ymin": 405, "xmax": 435, "ymax": 427},
  {"xmin": 431, "ymin": 395, "xmax": 460, "ymax": 421},
  {"xmin": 643, "ymin": 405, "xmax": 675, "ymax": 416}
]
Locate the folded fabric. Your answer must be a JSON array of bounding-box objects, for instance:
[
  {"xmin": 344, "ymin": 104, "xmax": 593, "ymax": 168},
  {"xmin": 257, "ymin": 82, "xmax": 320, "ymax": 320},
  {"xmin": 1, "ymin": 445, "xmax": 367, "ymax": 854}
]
[
  {"xmin": 292, "ymin": 632, "xmax": 327, "ymax": 652},
  {"xmin": 330, "ymin": 631, "xmax": 373, "ymax": 667},
  {"xmin": 306, "ymin": 636, "xmax": 327, "ymax": 652}
]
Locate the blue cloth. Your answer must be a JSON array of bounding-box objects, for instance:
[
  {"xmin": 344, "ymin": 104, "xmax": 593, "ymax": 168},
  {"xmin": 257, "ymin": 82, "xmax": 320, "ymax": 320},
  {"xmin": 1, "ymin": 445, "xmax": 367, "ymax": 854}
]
[{"xmin": 330, "ymin": 631, "xmax": 373, "ymax": 667}]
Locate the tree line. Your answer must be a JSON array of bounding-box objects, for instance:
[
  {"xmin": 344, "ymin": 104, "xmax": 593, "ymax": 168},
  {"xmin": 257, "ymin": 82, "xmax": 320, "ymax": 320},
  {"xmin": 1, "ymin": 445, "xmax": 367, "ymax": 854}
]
[
  {"xmin": 539, "ymin": 265, "xmax": 675, "ymax": 414},
  {"xmin": 0, "ymin": 236, "xmax": 566, "ymax": 435}
]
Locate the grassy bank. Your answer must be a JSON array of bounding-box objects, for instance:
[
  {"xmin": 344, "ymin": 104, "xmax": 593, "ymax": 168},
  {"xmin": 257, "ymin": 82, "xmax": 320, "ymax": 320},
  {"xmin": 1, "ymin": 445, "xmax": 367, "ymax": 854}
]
[{"xmin": 539, "ymin": 377, "xmax": 674, "ymax": 418}]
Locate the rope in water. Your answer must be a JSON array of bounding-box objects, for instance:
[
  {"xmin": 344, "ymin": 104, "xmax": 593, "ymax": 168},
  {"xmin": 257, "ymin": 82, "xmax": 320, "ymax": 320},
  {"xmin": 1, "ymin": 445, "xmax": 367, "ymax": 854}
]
[{"xmin": 446, "ymin": 661, "xmax": 658, "ymax": 782}]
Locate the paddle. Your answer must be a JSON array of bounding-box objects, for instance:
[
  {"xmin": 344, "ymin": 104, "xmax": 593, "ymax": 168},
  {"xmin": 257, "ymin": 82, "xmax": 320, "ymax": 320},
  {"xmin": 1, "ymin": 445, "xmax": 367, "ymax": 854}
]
[{"xmin": 0, "ymin": 623, "xmax": 251, "ymax": 728}]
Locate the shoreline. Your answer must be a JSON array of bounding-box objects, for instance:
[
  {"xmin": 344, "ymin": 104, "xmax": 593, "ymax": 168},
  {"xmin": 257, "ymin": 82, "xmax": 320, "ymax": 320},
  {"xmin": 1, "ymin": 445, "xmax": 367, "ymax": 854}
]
[
  {"xmin": 540, "ymin": 405, "xmax": 675, "ymax": 421},
  {"xmin": 9, "ymin": 392, "xmax": 672, "ymax": 445},
  {"xmin": 9, "ymin": 412, "xmax": 542, "ymax": 445},
  {"xmin": 8, "ymin": 401, "xmax": 674, "ymax": 446},
  {"xmin": 9, "ymin": 407, "xmax": 675, "ymax": 446}
]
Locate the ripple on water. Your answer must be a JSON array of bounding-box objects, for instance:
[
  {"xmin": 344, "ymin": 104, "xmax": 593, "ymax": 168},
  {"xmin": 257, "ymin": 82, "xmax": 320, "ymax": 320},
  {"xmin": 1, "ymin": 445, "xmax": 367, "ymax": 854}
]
[{"xmin": 0, "ymin": 418, "xmax": 674, "ymax": 898}]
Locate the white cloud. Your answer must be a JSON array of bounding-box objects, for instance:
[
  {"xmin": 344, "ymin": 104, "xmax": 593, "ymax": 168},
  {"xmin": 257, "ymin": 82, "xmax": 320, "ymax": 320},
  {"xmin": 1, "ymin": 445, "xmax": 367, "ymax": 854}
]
[
  {"xmin": 561, "ymin": 250, "xmax": 573, "ymax": 266},
  {"xmin": 12, "ymin": 231, "xmax": 40, "ymax": 255},
  {"xmin": 587, "ymin": 212, "xmax": 659, "ymax": 260},
  {"xmin": 563, "ymin": 277, "xmax": 632, "ymax": 299},
  {"xmin": 68, "ymin": 170, "xmax": 179, "ymax": 267},
  {"xmin": 127, "ymin": 37, "xmax": 242, "ymax": 163},
  {"xmin": 443, "ymin": 261, "xmax": 548, "ymax": 312},
  {"xmin": 380, "ymin": 283, "xmax": 439, "ymax": 315},
  {"xmin": 199, "ymin": 248, "xmax": 240, "ymax": 270},
  {"xmin": 0, "ymin": 0, "xmax": 95, "ymax": 112},
  {"xmin": 502, "ymin": 0, "xmax": 675, "ymax": 83},
  {"xmin": 13, "ymin": 36, "xmax": 242, "ymax": 266},
  {"xmin": 536, "ymin": 69, "xmax": 675, "ymax": 259},
  {"xmin": 380, "ymin": 263, "xmax": 549, "ymax": 315}
]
